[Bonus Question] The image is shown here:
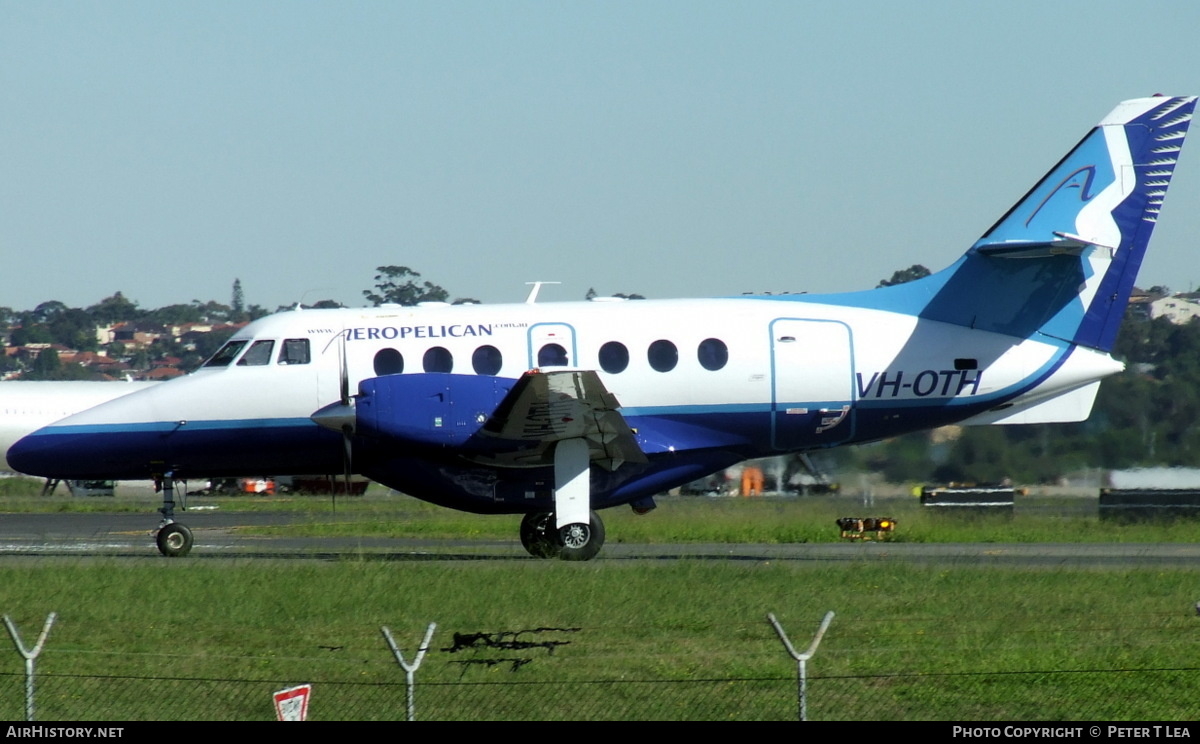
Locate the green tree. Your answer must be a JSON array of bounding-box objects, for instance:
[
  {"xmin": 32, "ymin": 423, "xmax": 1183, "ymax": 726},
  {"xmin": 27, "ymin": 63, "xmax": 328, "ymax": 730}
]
[
  {"xmin": 9, "ymin": 319, "xmax": 52, "ymax": 347},
  {"xmin": 87, "ymin": 292, "xmax": 142, "ymax": 324},
  {"xmin": 128, "ymin": 347, "xmax": 150, "ymax": 370},
  {"xmin": 31, "ymin": 300, "xmax": 68, "ymax": 323},
  {"xmin": 24, "ymin": 348, "xmax": 76, "ymax": 380},
  {"xmin": 49, "ymin": 308, "xmax": 100, "ymax": 351},
  {"xmin": 877, "ymin": 264, "xmax": 932, "ymax": 288},
  {"xmin": 231, "ymin": 279, "xmax": 245, "ymax": 317},
  {"xmin": 16, "ymin": 303, "xmax": 98, "ymax": 351},
  {"xmin": 585, "ymin": 287, "xmax": 646, "ymax": 300},
  {"xmin": 246, "ymin": 304, "xmax": 271, "ymax": 321},
  {"xmin": 363, "ymin": 266, "xmax": 449, "ymax": 306},
  {"xmin": 145, "ymin": 304, "xmax": 204, "ymax": 325},
  {"xmin": 0, "ymin": 306, "xmax": 18, "ymax": 332}
]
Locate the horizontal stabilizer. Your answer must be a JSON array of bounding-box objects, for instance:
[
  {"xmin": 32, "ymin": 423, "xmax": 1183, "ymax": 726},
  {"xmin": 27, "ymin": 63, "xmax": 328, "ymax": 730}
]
[
  {"xmin": 973, "ymin": 232, "xmax": 1111, "ymax": 258},
  {"xmin": 959, "ymin": 381, "xmax": 1102, "ymax": 426}
]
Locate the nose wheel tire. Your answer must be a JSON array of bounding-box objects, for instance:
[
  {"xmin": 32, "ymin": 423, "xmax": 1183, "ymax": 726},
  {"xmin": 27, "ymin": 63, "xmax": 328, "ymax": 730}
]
[{"xmin": 156, "ymin": 523, "xmax": 194, "ymax": 557}]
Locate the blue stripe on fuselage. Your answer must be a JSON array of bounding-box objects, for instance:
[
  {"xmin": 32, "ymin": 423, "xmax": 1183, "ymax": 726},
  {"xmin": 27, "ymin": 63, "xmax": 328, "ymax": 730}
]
[
  {"xmin": 9, "ymin": 418, "xmax": 340, "ymax": 480},
  {"xmin": 11, "ymin": 339, "xmax": 1071, "ymax": 480},
  {"xmin": 32, "ymin": 417, "xmax": 318, "ymax": 436}
]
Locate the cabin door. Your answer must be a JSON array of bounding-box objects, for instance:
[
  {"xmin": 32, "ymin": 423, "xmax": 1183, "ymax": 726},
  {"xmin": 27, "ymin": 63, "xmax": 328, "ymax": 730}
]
[{"xmin": 770, "ymin": 318, "xmax": 855, "ymax": 450}]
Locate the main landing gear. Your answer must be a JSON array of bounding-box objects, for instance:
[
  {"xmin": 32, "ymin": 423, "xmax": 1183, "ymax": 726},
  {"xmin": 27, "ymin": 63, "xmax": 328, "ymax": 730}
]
[
  {"xmin": 154, "ymin": 474, "xmax": 194, "ymax": 557},
  {"xmin": 519, "ymin": 511, "xmax": 606, "ymax": 561},
  {"xmin": 523, "ymin": 437, "xmax": 607, "ymax": 560}
]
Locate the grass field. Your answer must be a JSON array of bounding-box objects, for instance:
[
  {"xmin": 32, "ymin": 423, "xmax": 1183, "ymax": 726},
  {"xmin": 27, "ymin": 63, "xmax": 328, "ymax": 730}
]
[
  {"xmin": 1, "ymin": 477, "xmax": 1199, "ymax": 719},
  {"xmin": 1, "ymin": 559, "xmax": 1197, "ymax": 720}
]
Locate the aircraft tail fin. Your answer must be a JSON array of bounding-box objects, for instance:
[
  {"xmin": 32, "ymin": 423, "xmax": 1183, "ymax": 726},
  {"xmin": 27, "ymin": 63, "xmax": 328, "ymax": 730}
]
[{"xmin": 915, "ymin": 96, "xmax": 1195, "ymax": 352}]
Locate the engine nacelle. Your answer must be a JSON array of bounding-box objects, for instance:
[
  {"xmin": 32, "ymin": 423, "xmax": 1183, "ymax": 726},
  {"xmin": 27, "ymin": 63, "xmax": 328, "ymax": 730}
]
[{"xmin": 355, "ymin": 373, "xmax": 517, "ymax": 448}]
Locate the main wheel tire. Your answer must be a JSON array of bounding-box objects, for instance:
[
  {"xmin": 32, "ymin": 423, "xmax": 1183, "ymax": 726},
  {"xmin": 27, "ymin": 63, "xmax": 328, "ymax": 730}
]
[
  {"xmin": 557, "ymin": 511, "xmax": 605, "ymax": 562},
  {"xmin": 519, "ymin": 512, "xmax": 560, "ymax": 558},
  {"xmin": 156, "ymin": 523, "xmax": 194, "ymax": 557}
]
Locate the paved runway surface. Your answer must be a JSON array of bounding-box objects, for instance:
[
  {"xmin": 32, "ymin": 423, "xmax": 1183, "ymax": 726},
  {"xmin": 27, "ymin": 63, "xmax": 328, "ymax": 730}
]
[{"xmin": 1, "ymin": 511, "xmax": 1199, "ymax": 566}]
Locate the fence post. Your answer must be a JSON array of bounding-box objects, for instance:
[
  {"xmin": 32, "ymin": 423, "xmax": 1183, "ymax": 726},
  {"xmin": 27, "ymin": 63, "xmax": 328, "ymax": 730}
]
[
  {"xmin": 767, "ymin": 611, "xmax": 833, "ymax": 721},
  {"xmin": 381, "ymin": 622, "xmax": 436, "ymax": 722},
  {"xmin": 4, "ymin": 613, "xmax": 56, "ymax": 722}
]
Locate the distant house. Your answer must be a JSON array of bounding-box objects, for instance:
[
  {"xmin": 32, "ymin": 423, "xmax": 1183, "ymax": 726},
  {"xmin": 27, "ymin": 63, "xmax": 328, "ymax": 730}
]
[
  {"xmin": 1149, "ymin": 294, "xmax": 1200, "ymax": 325},
  {"xmin": 180, "ymin": 322, "xmax": 245, "ymax": 351},
  {"xmin": 105, "ymin": 322, "xmax": 168, "ymax": 349},
  {"xmin": 1126, "ymin": 287, "xmax": 1161, "ymax": 322},
  {"xmin": 60, "ymin": 351, "xmax": 115, "ymax": 367},
  {"xmin": 15, "ymin": 343, "xmax": 73, "ymax": 361},
  {"xmin": 59, "ymin": 351, "xmax": 131, "ymax": 376},
  {"xmin": 139, "ymin": 367, "xmax": 185, "ymax": 381}
]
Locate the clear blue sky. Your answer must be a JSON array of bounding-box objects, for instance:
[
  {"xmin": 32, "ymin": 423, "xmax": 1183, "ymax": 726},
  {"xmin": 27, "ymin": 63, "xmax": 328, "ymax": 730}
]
[{"xmin": 3, "ymin": 1, "xmax": 1199, "ymax": 312}]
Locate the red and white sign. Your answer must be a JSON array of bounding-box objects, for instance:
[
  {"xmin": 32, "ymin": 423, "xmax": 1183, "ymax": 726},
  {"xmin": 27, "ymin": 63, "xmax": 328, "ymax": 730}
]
[{"xmin": 273, "ymin": 684, "xmax": 312, "ymax": 721}]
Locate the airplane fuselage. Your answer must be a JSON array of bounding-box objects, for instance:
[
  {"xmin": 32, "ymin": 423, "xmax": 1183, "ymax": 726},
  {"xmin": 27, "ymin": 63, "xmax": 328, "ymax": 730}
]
[
  {"xmin": 0, "ymin": 380, "xmax": 157, "ymax": 472},
  {"xmin": 7, "ymin": 296, "xmax": 1121, "ymax": 513}
]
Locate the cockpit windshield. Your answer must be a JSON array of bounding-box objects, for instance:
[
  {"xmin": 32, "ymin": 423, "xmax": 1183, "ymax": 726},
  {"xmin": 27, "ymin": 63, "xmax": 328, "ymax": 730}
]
[
  {"xmin": 203, "ymin": 337, "xmax": 311, "ymax": 368},
  {"xmin": 236, "ymin": 340, "xmax": 275, "ymax": 366},
  {"xmin": 279, "ymin": 338, "xmax": 311, "ymax": 365},
  {"xmin": 203, "ymin": 340, "xmax": 249, "ymax": 368}
]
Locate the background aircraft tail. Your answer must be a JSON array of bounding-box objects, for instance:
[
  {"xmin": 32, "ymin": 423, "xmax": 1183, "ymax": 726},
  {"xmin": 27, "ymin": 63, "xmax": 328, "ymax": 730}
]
[{"xmin": 891, "ymin": 96, "xmax": 1195, "ymax": 352}]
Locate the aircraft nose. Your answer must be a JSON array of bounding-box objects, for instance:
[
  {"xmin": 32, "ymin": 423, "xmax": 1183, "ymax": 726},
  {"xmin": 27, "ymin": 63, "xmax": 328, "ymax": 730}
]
[
  {"xmin": 6, "ymin": 429, "xmax": 64, "ymax": 478},
  {"xmin": 6, "ymin": 424, "xmax": 161, "ymax": 480}
]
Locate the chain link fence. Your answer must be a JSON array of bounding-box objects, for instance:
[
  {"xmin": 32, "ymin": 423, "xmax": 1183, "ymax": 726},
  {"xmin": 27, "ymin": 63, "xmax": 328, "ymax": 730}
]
[{"xmin": 2, "ymin": 667, "xmax": 1197, "ymax": 720}]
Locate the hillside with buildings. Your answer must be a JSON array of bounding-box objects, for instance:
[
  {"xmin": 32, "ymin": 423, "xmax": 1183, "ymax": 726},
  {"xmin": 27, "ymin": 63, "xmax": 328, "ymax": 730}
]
[{"xmin": 0, "ymin": 288, "xmax": 268, "ymax": 381}]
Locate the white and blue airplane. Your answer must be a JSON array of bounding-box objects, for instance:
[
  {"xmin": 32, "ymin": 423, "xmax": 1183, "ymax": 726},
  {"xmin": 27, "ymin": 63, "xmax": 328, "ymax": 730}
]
[{"xmin": 7, "ymin": 96, "xmax": 1195, "ymax": 559}]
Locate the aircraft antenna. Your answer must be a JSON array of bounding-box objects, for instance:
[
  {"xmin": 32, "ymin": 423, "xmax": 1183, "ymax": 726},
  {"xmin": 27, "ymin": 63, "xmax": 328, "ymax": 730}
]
[{"xmin": 524, "ymin": 281, "xmax": 561, "ymax": 304}]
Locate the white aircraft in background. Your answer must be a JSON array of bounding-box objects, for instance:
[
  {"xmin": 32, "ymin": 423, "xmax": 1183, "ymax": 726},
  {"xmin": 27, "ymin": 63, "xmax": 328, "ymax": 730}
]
[
  {"xmin": 7, "ymin": 96, "xmax": 1195, "ymax": 560},
  {"xmin": 0, "ymin": 381, "xmax": 155, "ymax": 473}
]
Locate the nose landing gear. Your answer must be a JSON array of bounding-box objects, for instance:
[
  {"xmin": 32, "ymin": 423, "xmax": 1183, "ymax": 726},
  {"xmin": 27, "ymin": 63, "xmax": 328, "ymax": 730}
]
[
  {"xmin": 156, "ymin": 522, "xmax": 194, "ymax": 557},
  {"xmin": 154, "ymin": 473, "xmax": 194, "ymax": 557}
]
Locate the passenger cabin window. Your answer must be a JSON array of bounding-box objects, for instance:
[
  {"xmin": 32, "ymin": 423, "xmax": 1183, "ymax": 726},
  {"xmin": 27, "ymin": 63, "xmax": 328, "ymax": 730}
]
[
  {"xmin": 374, "ymin": 348, "xmax": 404, "ymax": 376},
  {"xmin": 237, "ymin": 340, "xmax": 275, "ymax": 366},
  {"xmin": 648, "ymin": 340, "xmax": 678, "ymax": 372},
  {"xmin": 204, "ymin": 340, "xmax": 248, "ymax": 368},
  {"xmin": 697, "ymin": 338, "xmax": 729, "ymax": 371},
  {"xmin": 538, "ymin": 343, "xmax": 569, "ymax": 367},
  {"xmin": 598, "ymin": 341, "xmax": 629, "ymax": 374},
  {"xmin": 423, "ymin": 347, "xmax": 453, "ymax": 373},
  {"xmin": 472, "ymin": 345, "xmax": 502, "ymax": 375},
  {"xmin": 279, "ymin": 338, "xmax": 311, "ymax": 365}
]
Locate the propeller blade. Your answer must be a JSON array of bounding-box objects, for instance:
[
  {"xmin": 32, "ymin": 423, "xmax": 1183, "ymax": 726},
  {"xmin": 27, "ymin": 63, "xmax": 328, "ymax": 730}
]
[
  {"xmin": 339, "ymin": 330, "xmax": 350, "ymax": 405},
  {"xmin": 341, "ymin": 424, "xmax": 354, "ymax": 511}
]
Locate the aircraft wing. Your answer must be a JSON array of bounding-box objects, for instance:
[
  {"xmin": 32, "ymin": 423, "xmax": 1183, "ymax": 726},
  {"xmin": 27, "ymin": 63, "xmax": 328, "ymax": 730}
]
[
  {"xmin": 478, "ymin": 369, "xmax": 648, "ymax": 470},
  {"xmin": 339, "ymin": 369, "xmax": 646, "ymax": 470}
]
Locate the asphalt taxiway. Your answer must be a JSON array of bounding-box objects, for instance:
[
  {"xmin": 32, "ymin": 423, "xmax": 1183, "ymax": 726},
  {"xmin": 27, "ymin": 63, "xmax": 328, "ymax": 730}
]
[{"xmin": 1, "ymin": 511, "xmax": 1199, "ymax": 566}]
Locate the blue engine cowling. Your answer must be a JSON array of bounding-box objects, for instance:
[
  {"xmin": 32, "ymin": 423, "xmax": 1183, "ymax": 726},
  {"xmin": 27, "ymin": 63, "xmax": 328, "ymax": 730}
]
[{"xmin": 355, "ymin": 373, "xmax": 518, "ymax": 448}]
